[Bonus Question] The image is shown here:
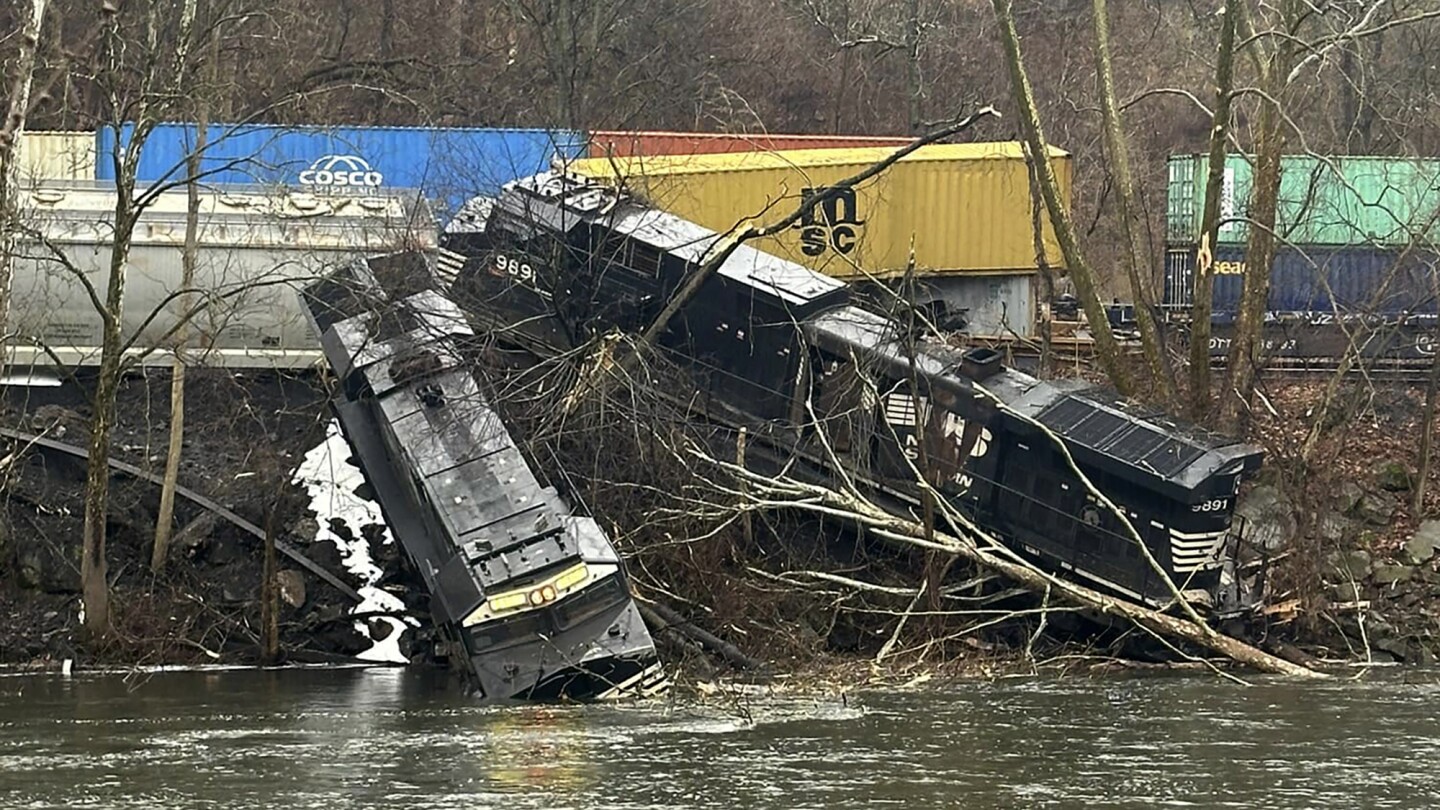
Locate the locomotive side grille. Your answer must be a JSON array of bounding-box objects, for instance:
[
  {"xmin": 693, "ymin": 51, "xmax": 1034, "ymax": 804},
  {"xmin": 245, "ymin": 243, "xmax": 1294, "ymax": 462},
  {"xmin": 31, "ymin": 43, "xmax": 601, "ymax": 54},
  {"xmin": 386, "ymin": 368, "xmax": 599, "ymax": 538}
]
[{"xmin": 1171, "ymin": 528, "xmax": 1225, "ymax": 573}]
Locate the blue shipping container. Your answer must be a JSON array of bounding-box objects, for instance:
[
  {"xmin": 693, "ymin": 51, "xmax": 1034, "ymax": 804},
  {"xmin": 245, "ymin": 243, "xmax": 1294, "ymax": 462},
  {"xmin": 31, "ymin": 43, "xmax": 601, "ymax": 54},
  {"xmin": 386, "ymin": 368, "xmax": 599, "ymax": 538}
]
[
  {"xmin": 96, "ymin": 123, "xmax": 587, "ymax": 218},
  {"xmin": 1164, "ymin": 244, "xmax": 1440, "ymax": 323}
]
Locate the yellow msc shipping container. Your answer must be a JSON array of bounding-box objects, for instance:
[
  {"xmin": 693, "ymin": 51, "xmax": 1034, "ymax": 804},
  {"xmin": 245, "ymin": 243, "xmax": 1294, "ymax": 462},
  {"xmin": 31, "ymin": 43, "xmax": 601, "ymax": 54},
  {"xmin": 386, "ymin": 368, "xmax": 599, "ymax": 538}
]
[
  {"xmin": 15, "ymin": 131, "xmax": 96, "ymax": 182},
  {"xmin": 567, "ymin": 141, "xmax": 1071, "ymax": 279}
]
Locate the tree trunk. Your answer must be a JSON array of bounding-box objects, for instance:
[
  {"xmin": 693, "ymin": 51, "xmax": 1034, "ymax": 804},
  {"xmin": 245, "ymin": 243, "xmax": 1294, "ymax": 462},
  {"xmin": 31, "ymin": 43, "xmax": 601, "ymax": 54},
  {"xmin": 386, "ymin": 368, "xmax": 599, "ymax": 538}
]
[
  {"xmin": 1091, "ymin": 0, "xmax": 1175, "ymax": 403},
  {"xmin": 260, "ymin": 500, "xmax": 280, "ymax": 664},
  {"xmin": 152, "ymin": 106, "xmax": 208, "ymax": 572},
  {"xmin": 904, "ymin": 0, "xmax": 924, "ymax": 134},
  {"xmin": 1187, "ymin": 0, "xmax": 1239, "ymax": 419},
  {"xmin": 1417, "ymin": 310, "xmax": 1440, "ymax": 516},
  {"xmin": 1025, "ymin": 143, "xmax": 1055, "ymax": 375},
  {"xmin": 0, "ymin": 0, "xmax": 50, "ymax": 370},
  {"xmin": 1219, "ymin": 0, "xmax": 1299, "ymax": 431},
  {"xmin": 990, "ymin": 0, "xmax": 1134, "ymax": 396},
  {"xmin": 81, "ymin": 273, "xmax": 128, "ymax": 638}
]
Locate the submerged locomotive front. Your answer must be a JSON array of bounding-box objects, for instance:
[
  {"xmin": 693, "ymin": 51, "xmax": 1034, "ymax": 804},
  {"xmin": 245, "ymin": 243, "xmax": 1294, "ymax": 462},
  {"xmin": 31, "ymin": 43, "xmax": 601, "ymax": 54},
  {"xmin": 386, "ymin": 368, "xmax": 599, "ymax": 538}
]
[{"xmin": 300, "ymin": 260, "xmax": 665, "ymax": 701}]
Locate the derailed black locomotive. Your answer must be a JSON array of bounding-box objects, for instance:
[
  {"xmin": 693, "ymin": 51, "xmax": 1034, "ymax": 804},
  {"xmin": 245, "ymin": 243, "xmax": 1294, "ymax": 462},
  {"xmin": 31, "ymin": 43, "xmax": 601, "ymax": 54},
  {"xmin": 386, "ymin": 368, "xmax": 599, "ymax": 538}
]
[
  {"xmin": 300, "ymin": 259, "xmax": 666, "ymax": 701},
  {"xmin": 444, "ymin": 173, "xmax": 1267, "ymax": 614}
]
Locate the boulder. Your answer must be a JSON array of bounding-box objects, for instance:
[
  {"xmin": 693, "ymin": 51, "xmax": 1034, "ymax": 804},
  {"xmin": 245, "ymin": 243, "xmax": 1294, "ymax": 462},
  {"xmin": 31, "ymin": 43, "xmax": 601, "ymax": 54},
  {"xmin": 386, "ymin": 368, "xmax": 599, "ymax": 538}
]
[
  {"xmin": 1337, "ymin": 482, "xmax": 1366, "ymax": 516},
  {"xmin": 13, "ymin": 537, "xmax": 80, "ymax": 594},
  {"xmin": 1326, "ymin": 549, "xmax": 1372, "ymax": 581},
  {"xmin": 1235, "ymin": 484, "xmax": 1297, "ymax": 551},
  {"xmin": 1371, "ymin": 561, "xmax": 1416, "ymax": 585},
  {"xmin": 1405, "ymin": 520, "xmax": 1440, "ymax": 566},
  {"xmin": 1317, "ymin": 513, "xmax": 1351, "ymax": 544},
  {"xmin": 1372, "ymin": 636, "xmax": 1411, "ymax": 661},
  {"xmin": 367, "ymin": 617, "xmax": 394, "ymax": 641},
  {"xmin": 1355, "ymin": 493, "xmax": 1396, "ymax": 527},
  {"xmin": 276, "ymin": 569, "xmax": 307, "ymax": 609},
  {"xmin": 1376, "ymin": 460, "xmax": 1413, "ymax": 492}
]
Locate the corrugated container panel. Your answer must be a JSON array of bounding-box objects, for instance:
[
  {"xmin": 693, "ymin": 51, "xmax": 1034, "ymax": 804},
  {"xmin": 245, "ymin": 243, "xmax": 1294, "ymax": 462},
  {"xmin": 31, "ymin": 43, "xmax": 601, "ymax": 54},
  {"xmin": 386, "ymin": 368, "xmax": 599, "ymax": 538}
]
[
  {"xmin": 1166, "ymin": 242, "xmax": 1440, "ymax": 321},
  {"xmin": 96, "ymin": 124, "xmax": 586, "ymax": 218},
  {"xmin": 586, "ymin": 130, "xmax": 911, "ymax": 158},
  {"xmin": 1166, "ymin": 153, "xmax": 1440, "ymax": 247},
  {"xmin": 9, "ymin": 181, "xmax": 435, "ymax": 368},
  {"xmin": 568, "ymin": 142, "xmax": 1069, "ymax": 277},
  {"xmin": 14, "ymin": 131, "xmax": 95, "ymax": 182}
]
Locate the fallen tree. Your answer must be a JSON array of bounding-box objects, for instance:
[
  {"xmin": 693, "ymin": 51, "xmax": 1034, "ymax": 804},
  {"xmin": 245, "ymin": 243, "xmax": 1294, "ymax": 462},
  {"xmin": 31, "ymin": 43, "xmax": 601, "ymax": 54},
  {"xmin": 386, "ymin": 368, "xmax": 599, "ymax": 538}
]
[{"xmin": 680, "ymin": 435, "xmax": 1324, "ymax": 679}]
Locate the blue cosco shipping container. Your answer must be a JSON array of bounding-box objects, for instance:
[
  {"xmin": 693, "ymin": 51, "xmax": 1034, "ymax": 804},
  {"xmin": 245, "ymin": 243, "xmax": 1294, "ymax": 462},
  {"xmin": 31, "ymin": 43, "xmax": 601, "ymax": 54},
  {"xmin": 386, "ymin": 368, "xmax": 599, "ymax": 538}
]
[
  {"xmin": 96, "ymin": 124, "xmax": 586, "ymax": 217},
  {"xmin": 1164, "ymin": 243, "xmax": 1440, "ymax": 323}
]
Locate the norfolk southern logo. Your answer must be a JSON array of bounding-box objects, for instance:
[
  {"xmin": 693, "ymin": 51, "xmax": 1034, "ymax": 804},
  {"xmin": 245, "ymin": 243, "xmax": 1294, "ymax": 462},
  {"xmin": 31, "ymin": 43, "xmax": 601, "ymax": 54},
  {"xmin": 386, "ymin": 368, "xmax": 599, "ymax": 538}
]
[
  {"xmin": 298, "ymin": 155, "xmax": 384, "ymax": 188},
  {"xmin": 793, "ymin": 186, "xmax": 865, "ymax": 257}
]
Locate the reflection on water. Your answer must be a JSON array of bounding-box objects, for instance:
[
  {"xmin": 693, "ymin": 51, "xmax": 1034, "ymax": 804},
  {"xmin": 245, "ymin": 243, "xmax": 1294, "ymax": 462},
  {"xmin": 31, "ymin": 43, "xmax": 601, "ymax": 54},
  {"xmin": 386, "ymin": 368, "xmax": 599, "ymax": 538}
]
[{"xmin": 0, "ymin": 666, "xmax": 1436, "ymax": 809}]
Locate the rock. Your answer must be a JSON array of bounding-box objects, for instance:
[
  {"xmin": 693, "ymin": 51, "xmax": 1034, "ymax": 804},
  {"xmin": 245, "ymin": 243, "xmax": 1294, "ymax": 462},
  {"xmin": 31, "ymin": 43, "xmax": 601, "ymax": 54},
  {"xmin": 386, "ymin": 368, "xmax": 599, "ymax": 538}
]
[
  {"xmin": 1371, "ymin": 562, "xmax": 1416, "ymax": 585},
  {"xmin": 1235, "ymin": 484, "xmax": 1297, "ymax": 551},
  {"xmin": 276, "ymin": 569, "xmax": 306, "ymax": 609},
  {"xmin": 1337, "ymin": 482, "xmax": 1366, "ymax": 516},
  {"xmin": 1405, "ymin": 520, "xmax": 1440, "ymax": 565},
  {"xmin": 172, "ymin": 513, "xmax": 219, "ymax": 561},
  {"xmin": 13, "ymin": 538, "xmax": 80, "ymax": 594},
  {"xmin": 1415, "ymin": 644, "xmax": 1438, "ymax": 667},
  {"xmin": 1317, "ymin": 513, "xmax": 1351, "ymax": 545},
  {"xmin": 1372, "ymin": 636, "xmax": 1410, "ymax": 660},
  {"xmin": 310, "ymin": 620, "xmax": 373, "ymax": 657},
  {"xmin": 1355, "ymin": 493, "xmax": 1396, "ymax": 527},
  {"xmin": 1326, "ymin": 549, "xmax": 1372, "ymax": 581},
  {"xmin": 367, "ymin": 617, "xmax": 394, "ymax": 641},
  {"xmin": 30, "ymin": 404, "xmax": 83, "ymax": 434},
  {"xmin": 1376, "ymin": 460, "xmax": 1413, "ymax": 492}
]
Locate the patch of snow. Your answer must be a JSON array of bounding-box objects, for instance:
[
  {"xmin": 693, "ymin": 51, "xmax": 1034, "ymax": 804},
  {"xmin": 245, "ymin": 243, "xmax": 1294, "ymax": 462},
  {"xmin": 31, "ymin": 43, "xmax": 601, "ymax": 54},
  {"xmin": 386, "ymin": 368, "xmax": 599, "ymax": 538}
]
[{"xmin": 292, "ymin": 420, "xmax": 416, "ymax": 664}]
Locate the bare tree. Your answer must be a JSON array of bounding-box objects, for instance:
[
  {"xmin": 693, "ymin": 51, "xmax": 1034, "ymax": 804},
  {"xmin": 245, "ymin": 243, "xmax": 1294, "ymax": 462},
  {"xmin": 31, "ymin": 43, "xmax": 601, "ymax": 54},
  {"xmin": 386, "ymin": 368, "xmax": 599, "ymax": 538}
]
[
  {"xmin": 1091, "ymin": 0, "xmax": 1176, "ymax": 403},
  {"xmin": 1187, "ymin": 0, "xmax": 1240, "ymax": 420},
  {"xmin": 990, "ymin": 0, "xmax": 1134, "ymax": 396},
  {"xmin": 152, "ymin": 39, "xmax": 216, "ymax": 573}
]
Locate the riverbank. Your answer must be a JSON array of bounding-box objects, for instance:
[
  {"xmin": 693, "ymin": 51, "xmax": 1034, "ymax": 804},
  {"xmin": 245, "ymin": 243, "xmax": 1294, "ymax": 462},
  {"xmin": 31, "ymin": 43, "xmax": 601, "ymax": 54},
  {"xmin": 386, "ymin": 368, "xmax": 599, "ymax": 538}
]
[{"xmin": 1, "ymin": 368, "xmax": 1437, "ymax": 678}]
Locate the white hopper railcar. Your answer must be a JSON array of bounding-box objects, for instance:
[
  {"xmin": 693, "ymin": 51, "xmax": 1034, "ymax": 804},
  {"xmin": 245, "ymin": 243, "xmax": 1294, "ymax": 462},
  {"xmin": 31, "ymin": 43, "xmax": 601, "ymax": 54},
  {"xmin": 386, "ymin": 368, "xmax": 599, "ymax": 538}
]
[{"xmin": 8, "ymin": 181, "xmax": 438, "ymax": 369}]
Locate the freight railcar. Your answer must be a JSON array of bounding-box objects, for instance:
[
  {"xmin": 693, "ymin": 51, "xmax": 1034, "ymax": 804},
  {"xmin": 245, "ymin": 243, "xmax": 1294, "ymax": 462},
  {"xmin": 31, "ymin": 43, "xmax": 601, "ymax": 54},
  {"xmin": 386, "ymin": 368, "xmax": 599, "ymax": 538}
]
[
  {"xmin": 444, "ymin": 173, "xmax": 1266, "ymax": 614},
  {"xmin": 99, "ymin": 124, "xmax": 587, "ymax": 218},
  {"xmin": 7, "ymin": 182, "xmax": 435, "ymax": 370},
  {"xmin": 1163, "ymin": 153, "xmax": 1440, "ymax": 361},
  {"xmin": 299, "ymin": 258, "xmax": 665, "ymax": 700}
]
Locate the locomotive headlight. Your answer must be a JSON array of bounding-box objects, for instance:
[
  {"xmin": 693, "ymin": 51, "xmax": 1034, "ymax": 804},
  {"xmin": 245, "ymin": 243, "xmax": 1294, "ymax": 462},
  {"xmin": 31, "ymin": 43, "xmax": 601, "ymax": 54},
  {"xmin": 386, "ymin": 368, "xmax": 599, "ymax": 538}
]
[{"xmin": 465, "ymin": 563, "xmax": 594, "ymax": 627}]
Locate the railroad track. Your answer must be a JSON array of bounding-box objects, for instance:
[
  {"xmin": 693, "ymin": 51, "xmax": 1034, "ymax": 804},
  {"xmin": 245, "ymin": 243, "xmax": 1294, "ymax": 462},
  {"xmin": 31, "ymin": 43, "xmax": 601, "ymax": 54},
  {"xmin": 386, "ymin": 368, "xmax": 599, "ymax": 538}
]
[{"xmin": 0, "ymin": 426, "xmax": 363, "ymax": 604}]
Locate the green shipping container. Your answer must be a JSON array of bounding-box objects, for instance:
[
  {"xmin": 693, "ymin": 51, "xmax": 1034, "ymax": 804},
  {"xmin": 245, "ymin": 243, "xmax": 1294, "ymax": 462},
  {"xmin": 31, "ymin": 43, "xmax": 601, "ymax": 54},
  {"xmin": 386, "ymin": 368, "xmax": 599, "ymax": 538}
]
[{"xmin": 1166, "ymin": 154, "xmax": 1440, "ymax": 247}]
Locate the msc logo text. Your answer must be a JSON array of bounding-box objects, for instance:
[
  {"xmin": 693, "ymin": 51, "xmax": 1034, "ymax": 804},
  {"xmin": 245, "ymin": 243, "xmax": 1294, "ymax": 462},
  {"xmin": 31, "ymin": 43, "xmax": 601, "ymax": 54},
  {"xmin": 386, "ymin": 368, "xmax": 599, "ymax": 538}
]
[
  {"xmin": 298, "ymin": 155, "xmax": 384, "ymax": 187},
  {"xmin": 793, "ymin": 186, "xmax": 865, "ymax": 257}
]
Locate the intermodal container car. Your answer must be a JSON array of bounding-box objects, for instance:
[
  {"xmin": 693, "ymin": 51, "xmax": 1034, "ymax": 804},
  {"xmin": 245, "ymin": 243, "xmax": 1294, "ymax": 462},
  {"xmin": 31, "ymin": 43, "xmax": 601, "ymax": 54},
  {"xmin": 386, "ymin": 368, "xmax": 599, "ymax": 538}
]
[
  {"xmin": 1166, "ymin": 153, "xmax": 1440, "ymax": 247},
  {"xmin": 569, "ymin": 142, "xmax": 1067, "ymax": 276},
  {"xmin": 586, "ymin": 130, "xmax": 911, "ymax": 158},
  {"xmin": 96, "ymin": 124, "xmax": 586, "ymax": 218},
  {"xmin": 9, "ymin": 181, "xmax": 436, "ymax": 369},
  {"xmin": 15, "ymin": 132, "xmax": 95, "ymax": 183},
  {"xmin": 1163, "ymin": 242, "xmax": 1440, "ymax": 322}
]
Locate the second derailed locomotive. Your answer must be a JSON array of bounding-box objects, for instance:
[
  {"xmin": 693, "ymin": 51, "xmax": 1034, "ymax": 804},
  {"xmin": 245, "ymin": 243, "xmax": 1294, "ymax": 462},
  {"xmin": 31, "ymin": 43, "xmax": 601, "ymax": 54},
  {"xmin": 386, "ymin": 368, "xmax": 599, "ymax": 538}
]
[{"xmin": 444, "ymin": 172, "xmax": 1267, "ymax": 616}]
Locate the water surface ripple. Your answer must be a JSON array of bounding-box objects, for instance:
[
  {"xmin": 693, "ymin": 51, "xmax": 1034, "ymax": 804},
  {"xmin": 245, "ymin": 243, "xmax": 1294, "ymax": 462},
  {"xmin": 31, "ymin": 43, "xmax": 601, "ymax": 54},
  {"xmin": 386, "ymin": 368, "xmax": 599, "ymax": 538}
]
[{"xmin": 0, "ymin": 667, "xmax": 1435, "ymax": 808}]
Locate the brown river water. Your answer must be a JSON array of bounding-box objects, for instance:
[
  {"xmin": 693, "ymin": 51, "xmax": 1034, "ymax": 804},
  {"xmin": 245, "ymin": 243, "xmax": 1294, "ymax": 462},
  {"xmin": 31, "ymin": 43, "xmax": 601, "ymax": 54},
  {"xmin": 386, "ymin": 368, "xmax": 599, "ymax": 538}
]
[{"xmin": 0, "ymin": 666, "xmax": 1436, "ymax": 808}]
